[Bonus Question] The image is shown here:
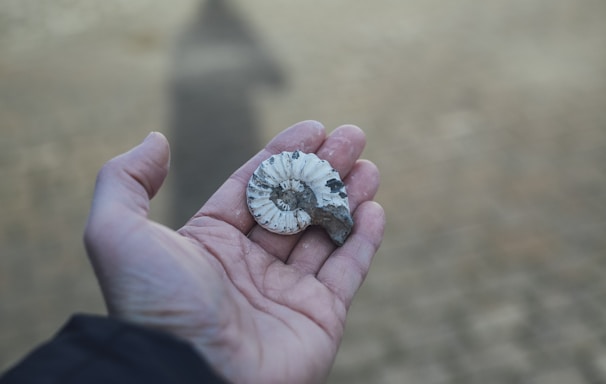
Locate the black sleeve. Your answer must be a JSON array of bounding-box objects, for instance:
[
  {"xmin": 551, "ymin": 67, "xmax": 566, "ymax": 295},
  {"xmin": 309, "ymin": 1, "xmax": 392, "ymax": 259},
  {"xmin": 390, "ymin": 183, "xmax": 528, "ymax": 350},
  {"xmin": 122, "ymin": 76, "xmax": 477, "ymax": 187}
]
[{"xmin": 0, "ymin": 314, "xmax": 228, "ymax": 384}]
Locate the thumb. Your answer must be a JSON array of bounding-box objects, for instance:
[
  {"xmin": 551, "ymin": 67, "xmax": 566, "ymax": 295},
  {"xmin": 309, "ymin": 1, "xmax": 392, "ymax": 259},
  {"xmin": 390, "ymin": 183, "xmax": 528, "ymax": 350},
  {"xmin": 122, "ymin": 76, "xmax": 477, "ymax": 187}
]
[{"xmin": 85, "ymin": 132, "xmax": 170, "ymax": 243}]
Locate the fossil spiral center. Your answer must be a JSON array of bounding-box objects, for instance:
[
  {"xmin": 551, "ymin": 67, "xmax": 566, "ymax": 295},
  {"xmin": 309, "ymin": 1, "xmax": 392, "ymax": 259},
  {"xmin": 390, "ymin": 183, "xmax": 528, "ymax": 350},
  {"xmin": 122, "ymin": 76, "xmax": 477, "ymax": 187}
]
[{"xmin": 270, "ymin": 179, "xmax": 316, "ymax": 212}]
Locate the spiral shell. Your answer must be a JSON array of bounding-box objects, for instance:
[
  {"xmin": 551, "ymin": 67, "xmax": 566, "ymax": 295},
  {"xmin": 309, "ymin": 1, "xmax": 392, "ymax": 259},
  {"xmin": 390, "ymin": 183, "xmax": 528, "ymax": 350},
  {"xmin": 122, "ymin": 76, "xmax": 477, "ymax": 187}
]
[{"xmin": 246, "ymin": 151, "xmax": 354, "ymax": 246}]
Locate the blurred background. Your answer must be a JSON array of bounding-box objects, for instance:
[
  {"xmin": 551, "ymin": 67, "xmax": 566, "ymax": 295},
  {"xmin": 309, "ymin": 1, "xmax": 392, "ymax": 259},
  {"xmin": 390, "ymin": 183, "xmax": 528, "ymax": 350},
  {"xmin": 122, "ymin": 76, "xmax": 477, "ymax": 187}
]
[{"xmin": 1, "ymin": 0, "xmax": 605, "ymax": 382}]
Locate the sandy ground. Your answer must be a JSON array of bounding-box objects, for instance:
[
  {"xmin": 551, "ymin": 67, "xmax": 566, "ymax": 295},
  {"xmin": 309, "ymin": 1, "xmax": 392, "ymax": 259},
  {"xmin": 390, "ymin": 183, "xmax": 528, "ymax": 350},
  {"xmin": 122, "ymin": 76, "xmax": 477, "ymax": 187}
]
[{"xmin": 1, "ymin": 1, "xmax": 606, "ymax": 382}]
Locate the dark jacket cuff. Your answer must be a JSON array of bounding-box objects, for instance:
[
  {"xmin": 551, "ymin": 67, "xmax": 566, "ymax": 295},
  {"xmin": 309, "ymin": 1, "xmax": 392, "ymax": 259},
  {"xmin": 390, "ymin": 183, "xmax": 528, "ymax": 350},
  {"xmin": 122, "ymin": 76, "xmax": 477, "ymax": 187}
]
[{"xmin": 1, "ymin": 314, "xmax": 227, "ymax": 384}]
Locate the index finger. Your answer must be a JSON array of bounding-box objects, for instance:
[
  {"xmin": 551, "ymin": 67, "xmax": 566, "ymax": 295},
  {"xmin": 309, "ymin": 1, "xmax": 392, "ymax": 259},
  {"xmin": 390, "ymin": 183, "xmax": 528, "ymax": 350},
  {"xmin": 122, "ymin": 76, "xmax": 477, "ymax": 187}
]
[{"xmin": 187, "ymin": 120, "xmax": 327, "ymax": 233}]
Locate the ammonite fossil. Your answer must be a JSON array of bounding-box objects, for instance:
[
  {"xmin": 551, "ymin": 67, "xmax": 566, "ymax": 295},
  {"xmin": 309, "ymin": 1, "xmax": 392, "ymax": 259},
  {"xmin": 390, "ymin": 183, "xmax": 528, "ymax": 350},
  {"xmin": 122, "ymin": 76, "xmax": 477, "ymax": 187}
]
[{"xmin": 246, "ymin": 150, "xmax": 354, "ymax": 246}]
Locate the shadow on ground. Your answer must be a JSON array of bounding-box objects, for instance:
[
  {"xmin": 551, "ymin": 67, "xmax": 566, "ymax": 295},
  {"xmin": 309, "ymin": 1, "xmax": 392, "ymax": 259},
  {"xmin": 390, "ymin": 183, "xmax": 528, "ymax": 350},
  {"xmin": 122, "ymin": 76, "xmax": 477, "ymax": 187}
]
[{"xmin": 169, "ymin": 0, "xmax": 284, "ymax": 227}]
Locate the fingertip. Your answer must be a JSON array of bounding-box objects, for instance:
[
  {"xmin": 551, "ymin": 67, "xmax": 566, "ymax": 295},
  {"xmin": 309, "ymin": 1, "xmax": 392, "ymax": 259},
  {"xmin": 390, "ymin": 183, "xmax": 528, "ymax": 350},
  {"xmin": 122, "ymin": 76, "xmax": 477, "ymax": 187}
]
[
  {"xmin": 143, "ymin": 131, "xmax": 165, "ymax": 143},
  {"xmin": 327, "ymin": 125, "xmax": 367, "ymax": 157},
  {"xmin": 332, "ymin": 124, "xmax": 366, "ymax": 142},
  {"xmin": 364, "ymin": 200, "xmax": 386, "ymax": 225},
  {"xmin": 298, "ymin": 119, "xmax": 326, "ymax": 134},
  {"xmin": 296, "ymin": 120, "xmax": 326, "ymax": 150},
  {"xmin": 352, "ymin": 200, "xmax": 386, "ymax": 249},
  {"xmin": 142, "ymin": 131, "xmax": 170, "ymax": 170},
  {"xmin": 327, "ymin": 124, "xmax": 367, "ymax": 151},
  {"xmin": 351, "ymin": 159, "xmax": 380, "ymax": 184},
  {"xmin": 358, "ymin": 200, "xmax": 386, "ymax": 223},
  {"xmin": 342, "ymin": 160, "xmax": 381, "ymax": 214},
  {"xmin": 266, "ymin": 120, "xmax": 327, "ymax": 154},
  {"xmin": 93, "ymin": 132, "xmax": 171, "ymax": 216}
]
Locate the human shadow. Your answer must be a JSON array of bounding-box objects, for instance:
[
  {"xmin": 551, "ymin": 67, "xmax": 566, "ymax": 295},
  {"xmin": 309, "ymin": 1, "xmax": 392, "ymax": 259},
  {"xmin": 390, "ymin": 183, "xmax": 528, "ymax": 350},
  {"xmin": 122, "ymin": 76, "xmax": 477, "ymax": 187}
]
[{"xmin": 169, "ymin": 0, "xmax": 284, "ymax": 228}]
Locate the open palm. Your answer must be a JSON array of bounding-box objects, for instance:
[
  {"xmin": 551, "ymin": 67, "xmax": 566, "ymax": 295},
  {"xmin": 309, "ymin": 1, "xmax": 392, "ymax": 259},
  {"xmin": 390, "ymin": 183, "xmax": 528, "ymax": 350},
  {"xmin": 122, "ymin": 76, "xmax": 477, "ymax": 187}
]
[{"xmin": 84, "ymin": 121, "xmax": 385, "ymax": 384}]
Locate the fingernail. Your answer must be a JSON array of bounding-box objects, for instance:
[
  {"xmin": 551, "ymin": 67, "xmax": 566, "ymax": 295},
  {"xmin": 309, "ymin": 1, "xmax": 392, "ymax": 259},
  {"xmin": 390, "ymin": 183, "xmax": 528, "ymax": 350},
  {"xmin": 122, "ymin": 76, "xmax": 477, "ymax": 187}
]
[{"xmin": 143, "ymin": 131, "xmax": 158, "ymax": 143}]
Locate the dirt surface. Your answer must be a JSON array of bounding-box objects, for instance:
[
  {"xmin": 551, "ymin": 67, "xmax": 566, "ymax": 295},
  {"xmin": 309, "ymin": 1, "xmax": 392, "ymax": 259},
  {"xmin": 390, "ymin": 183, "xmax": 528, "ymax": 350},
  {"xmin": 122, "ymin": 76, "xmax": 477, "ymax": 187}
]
[{"xmin": 1, "ymin": 1, "xmax": 606, "ymax": 382}]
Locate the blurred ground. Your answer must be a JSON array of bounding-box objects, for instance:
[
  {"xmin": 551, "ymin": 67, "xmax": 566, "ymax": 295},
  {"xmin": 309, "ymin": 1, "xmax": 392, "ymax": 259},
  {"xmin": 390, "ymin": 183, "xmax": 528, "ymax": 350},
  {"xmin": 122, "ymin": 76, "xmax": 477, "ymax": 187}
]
[{"xmin": 1, "ymin": 0, "xmax": 606, "ymax": 383}]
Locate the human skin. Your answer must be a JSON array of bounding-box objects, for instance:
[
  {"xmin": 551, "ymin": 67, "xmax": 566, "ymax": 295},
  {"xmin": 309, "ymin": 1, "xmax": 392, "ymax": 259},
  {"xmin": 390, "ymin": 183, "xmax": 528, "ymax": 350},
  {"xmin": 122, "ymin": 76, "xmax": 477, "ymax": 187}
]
[{"xmin": 84, "ymin": 120, "xmax": 385, "ymax": 384}]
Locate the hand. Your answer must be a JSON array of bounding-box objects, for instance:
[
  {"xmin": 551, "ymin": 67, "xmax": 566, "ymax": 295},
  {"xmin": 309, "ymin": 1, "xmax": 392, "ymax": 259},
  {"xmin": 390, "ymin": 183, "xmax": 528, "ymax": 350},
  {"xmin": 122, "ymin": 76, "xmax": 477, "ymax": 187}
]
[{"xmin": 84, "ymin": 121, "xmax": 385, "ymax": 384}]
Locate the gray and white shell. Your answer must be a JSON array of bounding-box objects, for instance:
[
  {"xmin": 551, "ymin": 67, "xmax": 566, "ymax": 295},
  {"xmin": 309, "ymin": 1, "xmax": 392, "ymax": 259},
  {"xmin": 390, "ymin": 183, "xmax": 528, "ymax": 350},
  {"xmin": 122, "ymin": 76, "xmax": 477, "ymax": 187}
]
[{"xmin": 246, "ymin": 151, "xmax": 354, "ymax": 246}]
